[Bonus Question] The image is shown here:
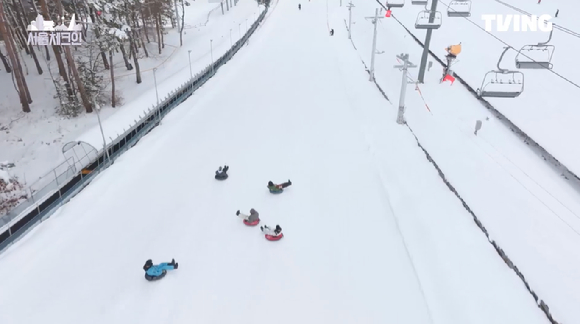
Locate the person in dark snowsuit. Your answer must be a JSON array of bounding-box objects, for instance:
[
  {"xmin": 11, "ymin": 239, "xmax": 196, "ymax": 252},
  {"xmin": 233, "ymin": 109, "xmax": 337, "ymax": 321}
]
[
  {"xmin": 298, "ymin": 3, "xmax": 301, "ymax": 9},
  {"xmin": 268, "ymin": 180, "xmax": 292, "ymax": 193},
  {"xmin": 236, "ymin": 208, "xmax": 260, "ymax": 222},
  {"xmin": 330, "ymin": 29, "xmax": 334, "ymax": 36},
  {"xmin": 215, "ymin": 165, "xmax": 229, "ymax": 179},
  {"xmin": 143, "ymin": 259, "xmax": 178, "ymax": 281}
]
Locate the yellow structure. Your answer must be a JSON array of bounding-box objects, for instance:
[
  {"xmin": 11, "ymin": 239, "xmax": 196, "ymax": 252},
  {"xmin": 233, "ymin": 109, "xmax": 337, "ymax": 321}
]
[{"xmin": 446, "ymin": 43, "xmax": 461, "ymax": 56}]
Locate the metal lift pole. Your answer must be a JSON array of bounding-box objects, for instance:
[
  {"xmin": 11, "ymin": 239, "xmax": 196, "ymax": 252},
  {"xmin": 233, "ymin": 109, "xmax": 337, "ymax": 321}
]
[
  {"xmin": 365, "ymin": 8, "xmax": 384, "ymax": 82},
  {"xmin": 417, "ymin": 0, "xmax": 439, "ymax": 83},
  {"xmin": 347, "ymin": 1, "xmax": 355, "ymax": 39},
  {"xmin": 394, "ymin": 54, "xmax": 417, "ymax": 124}
]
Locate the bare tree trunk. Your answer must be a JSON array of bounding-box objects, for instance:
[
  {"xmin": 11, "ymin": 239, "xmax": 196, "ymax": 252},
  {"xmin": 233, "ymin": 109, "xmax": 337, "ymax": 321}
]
[
  {"xmin": 138, "ymin": 29, "xmax": 149, "ymax": 57},
  {"xmin": 139, "ymin": 4, "xmax": 150, "ymax": 42},
  {"xmin": 118, "ymin": 44, "xmax": 132, "ymax": 70},
  {"xmin": 109, "ymin": 50, "xmax": 116, "ymax": 107},
  {"xmin": 5, "ymin": 6, "xmax": 31, "ymax": 103},
  {"xmin": 64, "ymin": 46, "xmax": 92, "ymax": 112},
  {"xmin": 154, "ymin": 12, "xmax": 162, "ymax": 54},
  {"xmin": 4, "ymin": 2, "xmax": 29, "ymax": 54},
  {"xmin": 27, "ymin": 41, "xmax": 43, "ymax": 74},
  {"xmin": 159, "ymin": 14, "xmax": 164, "ymax": 49},
  {"xmin": 38, "ymin": 0, "xmax": 72, "ymax": 94},
  {"xmin": 180, "ymin": 0, "xmax": 184, "ymax": 46},
  {"xmin": 55, "ymin": 0, "xmax": 92, "ymax": 113},
  {"xmin": 0, "ymin": 47, "xmax": 12, "ymax": 72},
  {"xmin": 8, "ymin": 27, "xmax": 33, "ymax": 103},
  {"xmin": 128, "ymin": 32, "xmax": 142, "ymax": 84},
  {"xmin": 87, "ymin": 7, "xmax": 110, "ymax": 70},
  {"xmin": 0, "ymin": 1, "xmax": 30, "ymax": 112},
  {"xmin": 16, "ymin": 0, "xmax": 43, "ymax": 74}
]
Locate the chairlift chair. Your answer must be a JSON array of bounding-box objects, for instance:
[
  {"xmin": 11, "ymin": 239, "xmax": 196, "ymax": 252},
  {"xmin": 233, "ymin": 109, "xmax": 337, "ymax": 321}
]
[
  {"xmin": 478, "ymin": 47, "xmax": 525, "ymax": 98},
  {"xmin": 386, "ymin": 0, "xmax": 404, "ymax": 8},
  {"xmin": 411, "ymin": 0, "xmax": 427, "ymax": 5},
  {"xmin": 415, "ymin": 10, "xmax": 442, "ymax": 29},
  {"xmin": 448, "ymin": 0, "xmax": 471, "ymax": 17},
  {"xmin": 515, "ymin": 30, "xmax": 555, "ymax": 69}
]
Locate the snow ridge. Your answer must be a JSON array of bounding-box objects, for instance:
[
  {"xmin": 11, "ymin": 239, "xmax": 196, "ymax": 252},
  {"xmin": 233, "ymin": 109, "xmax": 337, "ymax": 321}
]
[{"xmin": 402, "ymin": 123, "xmax": 560, "ymax": 324}]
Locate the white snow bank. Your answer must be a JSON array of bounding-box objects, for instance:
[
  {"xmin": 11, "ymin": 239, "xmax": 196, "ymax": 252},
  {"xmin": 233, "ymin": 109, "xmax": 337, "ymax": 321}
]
[{"xmin": 0, "ymin": 170, "xmax": 10, "ymax": 183}]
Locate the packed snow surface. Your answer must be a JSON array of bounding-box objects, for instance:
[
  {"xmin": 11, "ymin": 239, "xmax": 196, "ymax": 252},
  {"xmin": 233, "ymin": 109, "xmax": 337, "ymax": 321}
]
[{"xmin": 0, "ymin": 0, "xmax": 550, "ymax": 323}]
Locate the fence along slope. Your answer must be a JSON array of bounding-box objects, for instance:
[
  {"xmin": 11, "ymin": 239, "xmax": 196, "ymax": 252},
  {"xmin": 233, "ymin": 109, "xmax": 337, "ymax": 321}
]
[{"xmin": 0, "ymin": 5, "xmax": 270, "ymax": 253}]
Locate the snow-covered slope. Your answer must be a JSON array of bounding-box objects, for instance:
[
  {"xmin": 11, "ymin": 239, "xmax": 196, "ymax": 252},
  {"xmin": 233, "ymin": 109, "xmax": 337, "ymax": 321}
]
[
  {"xmin": 389, "ymin": 0, "xmax": 580, "ymax": 176},
  {"xmin": 0, "ymin": 1, "xmax": 548, "ymax": 323}
]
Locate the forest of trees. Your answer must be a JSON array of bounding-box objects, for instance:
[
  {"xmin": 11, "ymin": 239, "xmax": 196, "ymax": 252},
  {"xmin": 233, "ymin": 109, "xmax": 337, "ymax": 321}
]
[{"xmin": 0, "ymin": 0, "xmax": 186, "ymax": 116}]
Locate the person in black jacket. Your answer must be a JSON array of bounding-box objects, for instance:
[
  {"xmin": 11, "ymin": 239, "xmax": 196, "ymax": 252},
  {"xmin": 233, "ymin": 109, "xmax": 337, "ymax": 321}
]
[{"xmin": 215, "ymin": 165, "xmax": 229, "ymax": 179}]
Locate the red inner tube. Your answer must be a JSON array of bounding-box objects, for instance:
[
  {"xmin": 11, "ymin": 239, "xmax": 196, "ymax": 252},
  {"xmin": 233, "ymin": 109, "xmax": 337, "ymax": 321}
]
[
  {"xmin": 265, "ymin": 233, "xmax": 283, "ymax": 241},
  {"xmin": 243, "ymin": 219, "xmax": 260, "ymax": 226}
]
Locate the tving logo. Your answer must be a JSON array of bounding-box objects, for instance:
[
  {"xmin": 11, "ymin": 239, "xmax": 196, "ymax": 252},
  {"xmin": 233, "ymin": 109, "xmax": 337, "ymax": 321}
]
[{"xmin": 481, "ymin": 14, "xmax": 553, "ymax": 32}]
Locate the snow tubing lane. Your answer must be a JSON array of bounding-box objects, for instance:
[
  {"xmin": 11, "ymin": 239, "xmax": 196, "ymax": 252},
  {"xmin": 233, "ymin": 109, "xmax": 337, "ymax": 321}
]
[
  {"xmin": 215, "ymin": 174, "xmax": 228, "ymax": 180},
  {"xmin": 265, "ymin": 234, "xmax": 283, "ymax": 241},
  {"xmin": 244, "ymin": 219, "xmax": 260, "ymax": 226},
  {"xmin": 145, "ymin": 270, "xmax": 167, "ymax": 281}
]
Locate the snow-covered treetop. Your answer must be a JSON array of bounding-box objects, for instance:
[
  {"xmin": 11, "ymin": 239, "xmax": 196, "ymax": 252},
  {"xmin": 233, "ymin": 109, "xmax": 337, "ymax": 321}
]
[{"xmin": 109, "ymin": 28, "xmax": 128, "ymax": 39}]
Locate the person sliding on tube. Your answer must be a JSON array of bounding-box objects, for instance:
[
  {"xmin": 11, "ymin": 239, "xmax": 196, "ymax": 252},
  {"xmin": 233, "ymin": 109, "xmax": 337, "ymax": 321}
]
[
  {"xmin": 268, "ymin": 180, "xmax": 292, "ymax": 193},
  {"xmin": 215, "ymin": 165, "xmax": 229, "ymax": 179},
  {"xmin": 261, "ymin": 225, "xmax": 282, "ymax": 236},
  {"xmin": 143, "ymin": 259, "xmax": 178, "ymax": 280},
  {"xmin": 236, "ymin": 208, "xmax": 260, "ymax": 222}
]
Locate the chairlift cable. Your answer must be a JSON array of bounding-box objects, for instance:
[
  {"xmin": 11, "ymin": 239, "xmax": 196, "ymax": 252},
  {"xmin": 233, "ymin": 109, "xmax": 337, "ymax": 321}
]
[
  {"xmin": 375, "ymin": 0, "xmax": 580, "ymax": 90},
  {"xmin": 376, "ymin": 1, "xmax": 580, "ymax": 235},
  {"xmin": 436, "ymin": 0, "xmax": 580, "ymax": 89}
]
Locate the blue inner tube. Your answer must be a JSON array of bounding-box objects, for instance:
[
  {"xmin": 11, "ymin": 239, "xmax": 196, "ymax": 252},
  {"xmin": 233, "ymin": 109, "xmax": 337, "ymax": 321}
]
[
  {"xmin": 145, "ymin": 270, "xmax": 167, "ymax": 281},
  {"xmin": 269, "ymin": 188, "xmax": 283, "ymax": 194}
]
